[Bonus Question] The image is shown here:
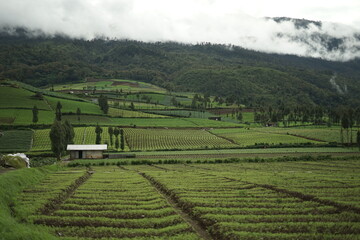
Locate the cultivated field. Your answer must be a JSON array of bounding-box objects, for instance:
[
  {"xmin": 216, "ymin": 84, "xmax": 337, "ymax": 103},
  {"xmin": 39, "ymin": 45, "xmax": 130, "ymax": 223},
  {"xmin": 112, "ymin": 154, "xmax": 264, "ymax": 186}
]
[
  {"xmin": 0, "ymin": 130, "xmax": 33, "ymax": 152},
  {"xmin": 31, "ymin": 127, "xmax": 129, "ymax": 151},
  {"xmin": 210, "ymin": 128, "xmax": 321, "ymax": 146},
  {"xmin": 124, "ymin": 128, "xmax": 237, "ymax": 151},
  {"xmin": 11, "ymin": 159, "xmax": 360, "ymax": 239}
]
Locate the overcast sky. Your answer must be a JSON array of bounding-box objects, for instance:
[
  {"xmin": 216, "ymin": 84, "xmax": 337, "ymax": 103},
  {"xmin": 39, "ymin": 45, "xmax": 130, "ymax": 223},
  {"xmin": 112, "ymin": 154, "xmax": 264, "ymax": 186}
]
[{"xmin": 0, "ymin": 0, "xmax": 359, "ymax": 61}]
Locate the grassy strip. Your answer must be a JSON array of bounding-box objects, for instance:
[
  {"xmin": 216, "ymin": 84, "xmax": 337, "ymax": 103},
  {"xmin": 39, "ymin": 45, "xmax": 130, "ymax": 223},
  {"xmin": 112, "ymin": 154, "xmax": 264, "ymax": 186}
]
[{"xmin": 0, "ymin": 166, "xmax": 60, "ymax": 240}]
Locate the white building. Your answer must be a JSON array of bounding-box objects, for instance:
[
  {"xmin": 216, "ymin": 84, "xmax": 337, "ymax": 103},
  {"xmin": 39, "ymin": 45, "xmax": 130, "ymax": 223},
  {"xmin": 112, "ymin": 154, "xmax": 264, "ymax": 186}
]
[{"xmin": 67, "ymin": 144, "xmax": 107, "ymax": 160}]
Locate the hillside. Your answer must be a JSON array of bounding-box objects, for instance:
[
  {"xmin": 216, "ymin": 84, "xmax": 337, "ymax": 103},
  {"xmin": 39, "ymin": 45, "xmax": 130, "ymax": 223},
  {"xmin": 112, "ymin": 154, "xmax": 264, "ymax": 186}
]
[{"xmin": 0, "ymin": 27, "xmax": 360, "ymax": 107}]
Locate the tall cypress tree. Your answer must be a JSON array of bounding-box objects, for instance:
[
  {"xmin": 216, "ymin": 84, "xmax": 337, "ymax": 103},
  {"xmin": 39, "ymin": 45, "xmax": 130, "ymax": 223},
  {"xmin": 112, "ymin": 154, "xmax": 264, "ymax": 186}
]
[
  {"xmin": 76, "ymin": 107, "xmax": 81, "ymax": 122},
  {"xmin": 56, "ymin": 101, "xmax": 62, "ymax": 121},
  {"xmin": 98, "ymin": 95, "xmax": 109, "ymax": 114},
  {"xmin": 95, "ymin": 124, "xmax": 103, "ymax": 144},
  {"xmin": 64, "ymin": 120, "xmax": 75, "ymax": 144},
  {"xmin": 108, "ymin": 127, "xmax": 114, "ymax": 146},
  {"xmin": 120, "ymin": 129, "xmax": 125, "ymax": 151},
  {"xmin": 50, "ymin": 120, "xmax": 65, "ymax": 160},
  {"xmin": 114, "ymin": 128, "xmax": 120, "ymax": 149},
  {"xmin": 32, "ymin": 105, "xmax": 38, "ymax": 124}
]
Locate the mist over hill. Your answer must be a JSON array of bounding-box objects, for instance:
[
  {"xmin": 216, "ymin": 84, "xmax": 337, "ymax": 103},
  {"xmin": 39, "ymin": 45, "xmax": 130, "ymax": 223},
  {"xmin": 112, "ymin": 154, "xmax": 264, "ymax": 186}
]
[{"xmin": 0, "ymin": 23, "xmax": 359, "ymax": 108}]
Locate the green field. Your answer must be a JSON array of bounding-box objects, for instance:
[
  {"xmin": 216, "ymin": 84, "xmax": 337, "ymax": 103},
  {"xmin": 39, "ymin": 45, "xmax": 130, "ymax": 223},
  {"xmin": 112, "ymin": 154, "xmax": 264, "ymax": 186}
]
[
  {"xmin": 51, "ymin": 79, "xmax": 166, "ymax": 93},
  {"xmin": 124, "ymin": 128, "xmax": 237, "ymax": 151},
  {"xmin": 108, "ymin": 107, "xmax": 166, "ymax": 118},
  {"xmin": 256, "ymin": 127, "xmax": 358, "ymax": 144},
  {"xmin": 0, "ymin": 86, "xmax": 51, "ymax": 110},
  {"xmin": 0, "ymin": 109, "xmax": 54, "ymax": 125},
  {"xmin": 0, "ymin": 130, "xmax": 33, "ymax": 152},
  {"xmin": 109, "ymin": 99, "xmax": 172, "ymax": 110},
  {"xmin": 3, "ymin": 159, "xmax": 360, "ymax": 239},
  {"xmin": 46, "ymin": 96, "xmax": 102, "ymax": 114},
  {"xmin": 211, "ymin": 128, "xmax": 320, "ymax": 146},
  {"xmin": 32, "ymin": 127, "xmax": 129, "ymax": 151}
]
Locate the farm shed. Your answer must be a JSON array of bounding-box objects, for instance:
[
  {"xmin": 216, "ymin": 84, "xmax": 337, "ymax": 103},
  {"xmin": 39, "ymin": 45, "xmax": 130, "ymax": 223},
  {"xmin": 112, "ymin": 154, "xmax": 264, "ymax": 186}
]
[{"xmin": 67, "ymin": 144, "xmax": 107, "ymax": 160}]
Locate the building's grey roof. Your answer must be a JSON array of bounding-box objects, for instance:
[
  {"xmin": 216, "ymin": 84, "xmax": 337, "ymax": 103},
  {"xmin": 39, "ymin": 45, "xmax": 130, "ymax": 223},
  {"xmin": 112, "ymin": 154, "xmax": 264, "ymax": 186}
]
[{"xmin": 67, "ymin": 144, "xmax": 107, "ymax": 151}]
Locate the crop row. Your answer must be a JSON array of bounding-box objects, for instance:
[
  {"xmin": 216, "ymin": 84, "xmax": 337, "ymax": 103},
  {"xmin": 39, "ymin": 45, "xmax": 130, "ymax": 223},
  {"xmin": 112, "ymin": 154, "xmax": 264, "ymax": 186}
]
[
  {"xmin": 31, "ymin": 127, "xmax": 129, "ymax": 151},
  {"xmin": 124, "ymin": 128, "xmax": 236, "ymax": 151},
  {"xmin": 129, "ymin": 164, "xmax": 360, "ymax": 239},
  {"xmin": 199, "ymin": 161, "xmax": 360, "ymax": 209},
  {"xmin": 210, "ymin": 128, "xmax": 320, "ymax": 147},
  {"xmin": 15, "ymin": 169, "xmax": 86, "ymax": 218},
  {"xmin": 28, "ymin": 166, "xmax": 198, "ymax": 239}
]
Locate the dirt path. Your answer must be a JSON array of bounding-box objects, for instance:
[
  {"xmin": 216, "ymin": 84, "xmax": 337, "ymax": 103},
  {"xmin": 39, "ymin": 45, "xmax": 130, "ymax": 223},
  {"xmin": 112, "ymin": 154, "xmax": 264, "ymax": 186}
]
[{"xmin": 139, "ymin": 172, "xmax": 213, "ymax": 240}]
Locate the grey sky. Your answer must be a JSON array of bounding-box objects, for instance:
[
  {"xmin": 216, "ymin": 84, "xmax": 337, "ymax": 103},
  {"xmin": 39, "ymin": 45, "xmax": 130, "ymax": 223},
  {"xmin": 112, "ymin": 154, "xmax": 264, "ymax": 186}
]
[{"xmin": 0, "ymin": 0, "xmax": 359, "ymax": 61}]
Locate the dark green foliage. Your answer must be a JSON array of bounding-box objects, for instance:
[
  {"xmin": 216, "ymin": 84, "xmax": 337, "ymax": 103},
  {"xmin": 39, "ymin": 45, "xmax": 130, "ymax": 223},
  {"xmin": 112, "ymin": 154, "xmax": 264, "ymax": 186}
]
[
  {"xmin": 115, "ymin": 136, "xmax": 119, "ymax": 150},
  {"xmin": 76, "ymin": 107, "xmax": 81, "ymax": 122},
  {"xmin": 114, "ymin": 127, "xmax": 120, "ymax": 149},
  {"xmin": 32, "ymin": 105, "xmax": 38, "ymax": 124},
  {"xmin": 95, "ymin": 124, "xmax": 103, "ymax": 144},
  {"xmin": 108, "ymin": 127, "xmax": 114, "ymax": 146},
  {"xmin": 98, "ymin": 95, "xmax": 109, "ymax": 114},
  {"xmin": 55, "ymin": 101, "xmax": 62, "ymax": 121},
  {"xmin": 1, "ymin": 33, "xmax": 359, "ymax": 107},
  {"xmin": 63, "ymin": 120, "xmax": 75, "ymax": 144},
  {"xmin": 120, "ymin": 130, "xmax": 125, "ymax": 151},
  {"xmin": 357, "ymin": 131, "xmax": 360, "ymax": 150},
  {"xmin": 49, "ymin": 120, "xmax": 65, "ymax": 160}
]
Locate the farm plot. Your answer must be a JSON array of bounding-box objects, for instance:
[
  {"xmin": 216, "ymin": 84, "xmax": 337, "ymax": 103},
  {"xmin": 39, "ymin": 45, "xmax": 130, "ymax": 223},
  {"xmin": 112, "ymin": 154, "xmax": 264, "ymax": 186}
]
[
  {"xmin": 129, "ymin": 163, "xmax": 360, "ymax": 239},
  {"xmin": 124, "ymin": 128, "xmax": 237, "ymax": 151},
  {"xmin": 46, "ymin": 96, "xmax": 102, "ymax": 114},
  {"xmin": 256, "ymin": 127, "xmax": 357, "ymax": 144},
  {"xmin": 108, "ymin": 107, "xmax": 166, "ymax": 118},
  {"xmin": 24, "ymin": 166, "xmax": 199, "ymax": 239},
  {"xmin": 32, "ymin": 127, "xmax": 129, "ymax": 151},
  {"xmin": 15, "ymin": 169, "xmax": 87, "ymax": 218},
  {"xmin": 0, "ymin": 109, "xmax": 55, "ymax": 125},
  {"xmin": 111, "ymin": 117, "xmax": 240, "ymax": 128},
  {"xmin": 224, "ymin": 160, "xmax": 360, "ymax": 209},
  {"xmin": 62, "ymin": 115, "xmax": 113, "ymax": 125},
  {"xmin": 210, "ymin": 128, "xmax": 320, "ymax": 146},
  {"xmin": 0, "ymin": 130, "xmax": 33, "ymax": 152},
  {"xmin": 0, "ymin": 86, "xmax": 51, "ymax": 110}
]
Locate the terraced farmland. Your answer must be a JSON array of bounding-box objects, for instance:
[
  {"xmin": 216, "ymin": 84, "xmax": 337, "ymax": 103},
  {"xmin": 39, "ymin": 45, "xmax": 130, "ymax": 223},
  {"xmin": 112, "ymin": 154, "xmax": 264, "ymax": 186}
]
[
  {"xmin": 126, "ymin": 161, "xmax": 360, "ymax": 239},
  {"xmin": 124, "ymin": 128, "xmax": 237, "ymax": 151},
  {"xmin": 0, "ymin": 130, "xmax": 33, "ymax": 152},
  {"xmin": 108, "ymin": 107, "xmax": 166, "ymax": 118},
  {"xmin": 17, "ymin": 166, "xmax": 200, "ymax": 239},
  {"xmin": 256, "ymin": 127, "xmax": 357, "ymax": 144},
  {"xmin": 13, "ymin": 159, "xmax": 360, "ymax": 239},
  {"xmin": 210, "ymin": 128, "xmax": 320, "ymax": 146},
  {"xmin": 31, "ymin": 127, "xmax": 129, "ymax": 151}
]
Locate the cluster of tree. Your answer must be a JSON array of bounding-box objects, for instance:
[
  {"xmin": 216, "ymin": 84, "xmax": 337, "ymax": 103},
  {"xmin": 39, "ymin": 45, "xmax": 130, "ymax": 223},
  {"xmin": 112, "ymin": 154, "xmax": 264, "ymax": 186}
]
[
  {"xmin": 190, "ymin": 94, "xmax": 211, "ymax": 109},
  {"xmin": 253, "ymin": 105, "xmax": 360, "ymax": 129},
  {"xmin": 49, "ymin": 120, "xmax": 74, "ymax": 160},
  {"xmin": 98, "ymin": 95, "xmax": 109, "ymax": 114},
  {"xmin": 107, "ymin": 127, "xmax": 125, "ymax": 151},
  {"xmin": 1, "ymin": 31, "xmax": 360, "ymax": 108}
]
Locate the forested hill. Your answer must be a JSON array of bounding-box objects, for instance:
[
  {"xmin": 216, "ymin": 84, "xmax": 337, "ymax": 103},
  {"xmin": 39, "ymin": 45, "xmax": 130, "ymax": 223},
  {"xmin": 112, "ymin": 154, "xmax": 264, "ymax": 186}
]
[{"xmin": 1, "ymin": 27, "xmax": 360, "ymax": 108}]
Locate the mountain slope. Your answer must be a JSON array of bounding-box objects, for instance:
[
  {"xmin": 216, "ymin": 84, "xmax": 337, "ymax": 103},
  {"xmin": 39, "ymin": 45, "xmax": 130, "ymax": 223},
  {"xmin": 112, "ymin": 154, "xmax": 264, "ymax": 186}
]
[{"xmin": 0, "ymin": 27, "xmax": 359, "ymax": 107}]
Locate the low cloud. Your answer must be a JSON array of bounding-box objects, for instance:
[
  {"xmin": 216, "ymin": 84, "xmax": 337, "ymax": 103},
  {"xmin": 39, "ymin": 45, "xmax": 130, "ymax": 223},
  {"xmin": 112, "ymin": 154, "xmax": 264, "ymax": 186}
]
[{"xmin": 0, "ymin": 0, "xmax": 359, "ymax": 61}]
